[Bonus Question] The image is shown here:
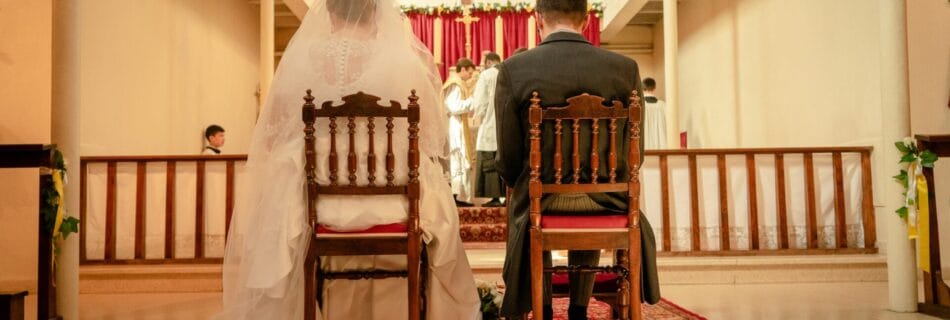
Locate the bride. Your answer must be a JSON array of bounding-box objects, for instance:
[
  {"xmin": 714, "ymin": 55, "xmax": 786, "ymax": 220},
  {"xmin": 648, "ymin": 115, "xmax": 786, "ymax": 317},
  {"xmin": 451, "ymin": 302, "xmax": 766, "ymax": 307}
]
[{"xmin": 215, "ymin": 0, "xmax": 481, "ymax": 319}]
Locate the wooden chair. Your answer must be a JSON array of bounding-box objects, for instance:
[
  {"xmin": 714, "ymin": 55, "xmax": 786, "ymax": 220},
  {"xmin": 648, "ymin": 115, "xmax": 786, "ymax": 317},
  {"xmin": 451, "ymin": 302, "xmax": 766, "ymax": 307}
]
[
  {"xmin": 302, "ymin": 90, "xmax": 427, "ymax": 320},
  {"xmin": 528, "ymin": 91, "xmax": 643, "ymax": 320}
]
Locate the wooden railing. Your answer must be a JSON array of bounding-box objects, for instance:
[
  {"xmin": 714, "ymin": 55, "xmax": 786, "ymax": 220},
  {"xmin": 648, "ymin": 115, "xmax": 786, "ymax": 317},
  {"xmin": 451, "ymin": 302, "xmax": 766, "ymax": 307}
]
[
  {"xmin": 646, "ymin": 147, "xmax": 876, "ymax": 256},
  {"xmin": 79, "ymin": 146, "xmax": 877, "ymax": 265},
  {"xmin": 79, "ymin": 155, "xmax": 246, "ymax": 265}
]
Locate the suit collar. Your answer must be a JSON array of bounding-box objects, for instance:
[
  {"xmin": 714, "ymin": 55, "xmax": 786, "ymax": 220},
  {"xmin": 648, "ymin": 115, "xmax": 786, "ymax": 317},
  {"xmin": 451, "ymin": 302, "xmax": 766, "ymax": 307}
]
[{"xmin": 539, "ymin": 31, "xmax": 590, "ymax": 46}]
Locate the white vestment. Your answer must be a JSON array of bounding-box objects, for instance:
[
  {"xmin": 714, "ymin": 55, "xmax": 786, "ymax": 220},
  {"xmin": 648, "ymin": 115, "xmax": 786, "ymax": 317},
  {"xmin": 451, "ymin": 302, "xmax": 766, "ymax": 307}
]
[
  {"xmin": 216, "ymin": 1, "xmax": 480, "ymax": 319},
  {"xmin": 444, "ymin": 82, "xmax": 475, "ymax": 202},
  {"xmin": 472, "ymin": 67, "xmax": 499, "ymax": 152},
  {"xmin": 644, "ymin": 93, "xmax": 668, "ymax": 150}
]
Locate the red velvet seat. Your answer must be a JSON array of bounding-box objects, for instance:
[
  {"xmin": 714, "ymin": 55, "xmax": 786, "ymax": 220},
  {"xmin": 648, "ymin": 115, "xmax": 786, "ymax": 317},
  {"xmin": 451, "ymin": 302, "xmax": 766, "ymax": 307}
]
[
  {"xmin": 316, "ymin": 223, "xmax": 408, "ymax": 234},
  {"xmin": 541, "ymin": 215, "xmax": 628, "ymax": 229}
]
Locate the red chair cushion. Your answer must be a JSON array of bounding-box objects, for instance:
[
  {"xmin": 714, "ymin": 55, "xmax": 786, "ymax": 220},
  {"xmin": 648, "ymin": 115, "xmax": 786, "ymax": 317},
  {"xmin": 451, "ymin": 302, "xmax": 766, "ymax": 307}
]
[
  {"xmin": 316, "ymin": 223, "xmax": 407, "ymax": 234},
  {"xmin": 540, "ymin": 215, "xmax": 628, "ymax": 229},
  {"xmin": 551, "ymin": 272, "xmax": 621, "ymax": 294}
]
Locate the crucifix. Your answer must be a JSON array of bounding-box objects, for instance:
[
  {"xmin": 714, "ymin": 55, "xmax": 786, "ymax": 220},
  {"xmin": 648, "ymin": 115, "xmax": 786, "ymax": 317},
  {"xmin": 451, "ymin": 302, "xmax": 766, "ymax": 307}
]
[{"xmin": 455, "ymin": 6, "xmax": 480, "ymax": 60}]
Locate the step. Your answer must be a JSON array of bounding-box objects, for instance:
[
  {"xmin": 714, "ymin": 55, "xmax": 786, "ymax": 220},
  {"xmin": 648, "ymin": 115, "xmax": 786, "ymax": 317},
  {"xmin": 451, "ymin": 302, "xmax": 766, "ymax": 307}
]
[{"xmin": 79, "ymin": 251, "xmax": 887, "ymax": 294}]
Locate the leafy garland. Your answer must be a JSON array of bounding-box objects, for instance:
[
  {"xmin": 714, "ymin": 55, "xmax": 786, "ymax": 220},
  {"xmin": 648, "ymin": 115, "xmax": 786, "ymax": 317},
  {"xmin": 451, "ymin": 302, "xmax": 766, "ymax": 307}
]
[
  {"xmin": 41, "ymin": 146, "xmax": 81, "ymax": 272},
  {"xmin": 401, "ymin": 1, "xmax": 605, "ymax": 18},
  {"xmin": 893, "ymin": 137, "xmax": 938, "ymax": 219}
]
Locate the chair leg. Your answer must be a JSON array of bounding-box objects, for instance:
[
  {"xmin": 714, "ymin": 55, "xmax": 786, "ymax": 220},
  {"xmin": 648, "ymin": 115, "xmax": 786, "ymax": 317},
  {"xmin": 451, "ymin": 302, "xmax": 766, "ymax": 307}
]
[
  {"xmin": 530, "ymin": 229, "xmax": 544, "ymax": 320},
  {"xmin": 616, "ymin": 250, "xmax": 629, "ymax": 320},
  {"xmin": 629, "ymin": 231, "xmax": 643, "ymax": 320},
  {"xmin": 420, "ymin": 248, "xmax": 429, "ymax": 320},
  {"xmin": 305, "ymin": 244, "xmax": 317, "ymax": 320},
  {"xmin": 408, "ymin": 234, "xmax": 422, "ymax": 320},
  {"xmin": 315, "ymin": 257, "xmax": 323, "ymax": 310}
]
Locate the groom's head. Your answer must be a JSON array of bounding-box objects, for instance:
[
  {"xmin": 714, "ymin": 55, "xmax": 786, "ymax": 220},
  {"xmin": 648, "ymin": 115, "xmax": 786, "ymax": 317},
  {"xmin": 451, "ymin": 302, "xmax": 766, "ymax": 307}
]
[{"xmin": 536, "ymin": 0, "xmax": 589, "ymax": 39}]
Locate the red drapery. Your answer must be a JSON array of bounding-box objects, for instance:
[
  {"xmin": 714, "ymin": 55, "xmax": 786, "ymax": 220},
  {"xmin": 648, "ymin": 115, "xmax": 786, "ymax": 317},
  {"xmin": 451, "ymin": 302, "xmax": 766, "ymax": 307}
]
[
  {"xmin": 583, "ymin": 12, "xmax": 601, "ymax": 46},
  {"xmin": 440, "ymin": 12, "xmax": 465, "ymax": 79},
  {"xmin": 407, "ymin": 13, "xmax": 436, "ymax": 54},
  {"xmin": 470, "ymin": 11, "xmax": 496, "ymax": 66},
  {"xmin": 411, "ymin": 10, "xmax": 601, "ymax": 79},
  {"xmin": 500, "ymin": 11, "xmax": 529, "ymax": 58}
]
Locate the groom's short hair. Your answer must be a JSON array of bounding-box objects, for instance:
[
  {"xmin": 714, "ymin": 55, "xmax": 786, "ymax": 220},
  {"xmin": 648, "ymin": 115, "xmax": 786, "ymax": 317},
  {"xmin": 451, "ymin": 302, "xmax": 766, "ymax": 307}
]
[{"xmin": 537, "ymin": 0, "xmax": 588, "ymax": 25}]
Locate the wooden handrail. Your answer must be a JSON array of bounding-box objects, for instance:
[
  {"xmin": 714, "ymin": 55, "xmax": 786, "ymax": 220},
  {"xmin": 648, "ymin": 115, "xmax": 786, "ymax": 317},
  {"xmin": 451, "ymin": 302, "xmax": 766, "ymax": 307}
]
[
  {"xmin": 0, "ymin": 144, "xmax": 52, "ymax": 168},
  {"xmin": 78, "ymin": 146, "xmax": 879, "ymax": 265},
  {"xmin": 80, "ymin": 156, "xmax": 245, "ymax": 265},
  {"xmin": 80, "ymin": 154, "xmax": 247, "ymax": 162},
  {"xmin": 644, "ymin": 146, "xmax": 873, "ymax": 156}
]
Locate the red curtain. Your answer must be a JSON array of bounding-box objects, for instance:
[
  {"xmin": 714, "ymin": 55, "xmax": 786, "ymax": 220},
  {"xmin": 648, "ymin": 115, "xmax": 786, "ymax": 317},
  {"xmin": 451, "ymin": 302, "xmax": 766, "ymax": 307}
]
[
  {"xmin": 583, "ymin": 12, "xmax": 601, "ymax": 46},
  {"xmin": 470, "ymin": 11, "xmax": 497, "ymax": 66},
  {"xmin": 441, "ymin": 13, "xmax": 466, "ymax": 79},
  {"xmin": 408, "ymin": 13, "xmax": 436, "ymax": 55},
  {"xmin": 501, "ymin": 12, "xmax": 529, "ymax": 58}
]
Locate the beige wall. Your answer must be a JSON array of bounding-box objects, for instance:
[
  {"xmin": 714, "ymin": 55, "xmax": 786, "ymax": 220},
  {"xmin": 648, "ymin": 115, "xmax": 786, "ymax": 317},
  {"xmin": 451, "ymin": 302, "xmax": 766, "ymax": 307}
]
[
  {"xmin": 0, "ymin": 0, "xmax": 53, "ymax": 317},
  {"xmin": 79, "ymin": 0, "xmax": 260, "ymax": 156},
  {"xmin": 907, "ymin": 1, "xmax": 950, "ymax": 136},
  {"xmin": 604, "ymin": 25, "xmax": 658, "ymax": 84},
  {"xmin": 677, "ymin": 0, "xmax": 885, "ymax": 149},
  {"xmin": 907, "ymin": 0, "xmax": 950, "ymax": 271}
]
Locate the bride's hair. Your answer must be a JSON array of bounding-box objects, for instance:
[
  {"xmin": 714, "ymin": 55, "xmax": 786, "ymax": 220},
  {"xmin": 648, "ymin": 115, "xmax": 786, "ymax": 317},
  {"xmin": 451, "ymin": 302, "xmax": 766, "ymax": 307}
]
[{"xmin": 326, "ymin": 0, "xmax": 377, "ymax": 26}]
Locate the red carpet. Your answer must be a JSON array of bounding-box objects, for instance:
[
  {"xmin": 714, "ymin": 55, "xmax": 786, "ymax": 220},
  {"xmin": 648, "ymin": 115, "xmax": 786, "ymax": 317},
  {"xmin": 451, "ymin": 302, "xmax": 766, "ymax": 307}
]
[{"xmin": 526, "ymin": 297, "xmax": 706, "ymax": 320}]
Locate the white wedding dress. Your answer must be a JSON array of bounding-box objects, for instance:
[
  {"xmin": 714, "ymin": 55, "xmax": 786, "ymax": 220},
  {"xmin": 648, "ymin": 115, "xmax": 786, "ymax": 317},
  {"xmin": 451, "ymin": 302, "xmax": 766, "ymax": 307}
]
[{"xmin": 215, "ymin": 1, "xmax": 480, "ymax": 319}]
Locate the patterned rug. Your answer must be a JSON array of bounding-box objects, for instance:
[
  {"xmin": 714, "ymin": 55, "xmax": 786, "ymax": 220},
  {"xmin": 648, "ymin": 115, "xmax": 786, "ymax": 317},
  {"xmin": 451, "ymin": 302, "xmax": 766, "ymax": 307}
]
[
  {"xmin": 525, "ymin": 297, "xmax": 706, "ymax": 320},
  {"xmin": 459, "ymin": 207, "xmax": 508, "ymax": 242}
]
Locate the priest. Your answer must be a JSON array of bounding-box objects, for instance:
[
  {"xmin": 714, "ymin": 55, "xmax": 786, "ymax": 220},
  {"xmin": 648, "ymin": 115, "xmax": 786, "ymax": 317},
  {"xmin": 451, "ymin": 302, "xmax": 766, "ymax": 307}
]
[{"xmin": 444, "ymin": 58, "xmax": 479, "ymax": 206}]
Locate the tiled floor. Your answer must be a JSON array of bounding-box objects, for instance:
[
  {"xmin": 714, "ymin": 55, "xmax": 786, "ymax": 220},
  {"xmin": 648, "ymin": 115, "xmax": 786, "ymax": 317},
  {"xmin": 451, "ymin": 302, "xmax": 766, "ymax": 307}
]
[{"xmin": 79, "ymin": 281, "xmax": 940, "ymax": 319}]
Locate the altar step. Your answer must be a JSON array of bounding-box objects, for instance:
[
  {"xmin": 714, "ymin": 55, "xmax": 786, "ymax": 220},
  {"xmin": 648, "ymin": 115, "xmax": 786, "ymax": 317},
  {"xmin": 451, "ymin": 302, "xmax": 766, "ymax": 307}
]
[{"xmin": 78, "ymin": 253, "xmax": 887, "ymax": 294}]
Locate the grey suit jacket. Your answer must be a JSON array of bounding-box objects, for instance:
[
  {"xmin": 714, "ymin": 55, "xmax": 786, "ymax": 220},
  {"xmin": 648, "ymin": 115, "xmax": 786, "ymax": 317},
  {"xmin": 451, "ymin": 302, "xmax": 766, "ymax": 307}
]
[{"xmin": 494, "ymin": 31, "xmax": 660, "ymax": 317}]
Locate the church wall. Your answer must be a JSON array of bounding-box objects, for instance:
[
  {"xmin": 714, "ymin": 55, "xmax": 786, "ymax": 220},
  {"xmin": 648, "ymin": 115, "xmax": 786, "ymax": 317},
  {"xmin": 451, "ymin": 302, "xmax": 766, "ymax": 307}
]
[
  {"xmin": 0, "ymin": 0, "xmax": 53, "ymax": 317},
  {"xmin": 678, "ymin": 0, "xmax": 886, "ymax": 150},
  {"xmin": 675, "ymin": 0, "xmax": 900, "ymax": 252},
  {"xmin": 79, "ymin": 0, "xmax": 260, "ymax": 156},
  {"xmin": 906, "ymin": 0, "xmax": 950, "ymax": 273}
]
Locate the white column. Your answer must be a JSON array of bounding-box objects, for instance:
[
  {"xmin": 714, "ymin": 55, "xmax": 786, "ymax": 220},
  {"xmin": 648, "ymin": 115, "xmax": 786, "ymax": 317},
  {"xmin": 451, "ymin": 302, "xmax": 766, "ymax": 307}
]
[
  {"xmin": 879, "ymin": 0, "xmax": 916, "ymax": 312},
  {"xmin": 662, "ymin": 0, "xmax": 679, "ymax": 148},
  {"xmin": 51, "ymin": 0, "xmax": 79, "ymax": 318},
  {"xmin": 260, "ymin": 0, "xmax": 275, "ymax": 106}
]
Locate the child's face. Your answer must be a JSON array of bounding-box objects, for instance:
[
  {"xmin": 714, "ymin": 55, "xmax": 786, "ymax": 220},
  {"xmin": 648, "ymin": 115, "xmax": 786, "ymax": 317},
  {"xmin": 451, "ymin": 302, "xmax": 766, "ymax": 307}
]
[{"xmin": 209, "ymin": 132, "xmax": 225, "ymax": 148}]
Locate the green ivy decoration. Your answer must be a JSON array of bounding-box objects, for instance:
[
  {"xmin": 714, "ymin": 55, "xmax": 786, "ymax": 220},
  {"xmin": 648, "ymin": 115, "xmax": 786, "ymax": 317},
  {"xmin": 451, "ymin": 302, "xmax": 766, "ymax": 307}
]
[
  {"xmin": 41, "ymin": 146, "xmax": 81, "ymax": 272},
  {"xmin": 893, "ymin": 137, "xmax": 938, "ymax": 219}
]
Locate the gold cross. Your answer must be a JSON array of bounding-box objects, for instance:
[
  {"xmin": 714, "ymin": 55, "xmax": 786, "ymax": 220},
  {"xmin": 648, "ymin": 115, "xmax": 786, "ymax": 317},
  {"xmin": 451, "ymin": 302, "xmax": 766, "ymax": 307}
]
[{"xmin": 455, "ymin": 6, "xmax": 480, "ymax": 60}]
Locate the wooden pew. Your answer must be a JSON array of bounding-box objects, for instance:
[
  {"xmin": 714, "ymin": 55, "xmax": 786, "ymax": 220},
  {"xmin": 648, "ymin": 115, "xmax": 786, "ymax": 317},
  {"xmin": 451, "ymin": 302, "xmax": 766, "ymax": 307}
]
[{"xmin": 916, "ymin": 134, "xmax": 950, "ymax": 318}]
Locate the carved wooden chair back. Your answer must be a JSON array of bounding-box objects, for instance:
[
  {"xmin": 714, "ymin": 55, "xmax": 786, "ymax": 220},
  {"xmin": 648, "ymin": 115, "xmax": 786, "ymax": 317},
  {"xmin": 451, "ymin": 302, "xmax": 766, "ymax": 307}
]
[
  {"xmin": 527, "ymin": 91, "xmax": 643, "ymax": 320},
  {"xmin": 301, "ymin": 90, "xmax": 426, "ymax": 320}
]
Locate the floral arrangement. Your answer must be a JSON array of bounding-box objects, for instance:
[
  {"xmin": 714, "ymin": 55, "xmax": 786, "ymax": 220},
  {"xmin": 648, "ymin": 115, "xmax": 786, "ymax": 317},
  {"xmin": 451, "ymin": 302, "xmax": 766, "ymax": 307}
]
[
  {"xmin": 41, "ymin": 146, "xmax": 81, "ymax": 273},
  {"xmin": 401, "ymin": 1, "xmax": 604, "ymax": 17},
  {"xmin": 475, "ymin": 278, "xmax": 504, "ymax": 320},
  {"xmin": 893, "ymin": 137, "xmax": 937, "ymax": 219}
]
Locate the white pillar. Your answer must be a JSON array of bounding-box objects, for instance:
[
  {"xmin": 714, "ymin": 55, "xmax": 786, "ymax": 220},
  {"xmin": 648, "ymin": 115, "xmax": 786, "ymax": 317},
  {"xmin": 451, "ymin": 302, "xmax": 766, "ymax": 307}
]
[
  {"xmin": 879, "ymin": 0, "xmax": 916, "ymax": 312},
  {"xmin": 662, "ymin": 0, "xmax": 680, "ymax": 148},
  {"xmin": 260, "ymin": 0, "xmax": 275, "ymax": 106},
  {"xmin": 51, "ymin": 0, "xmax": 80, "ymax": 318}
]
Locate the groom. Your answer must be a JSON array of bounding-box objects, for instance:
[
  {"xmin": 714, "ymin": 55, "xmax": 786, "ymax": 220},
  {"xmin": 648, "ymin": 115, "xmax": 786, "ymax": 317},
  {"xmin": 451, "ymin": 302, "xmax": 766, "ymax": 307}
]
[{"xmin": 494, "ymin": 0, "xmax": 660, "ymax": 319}]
